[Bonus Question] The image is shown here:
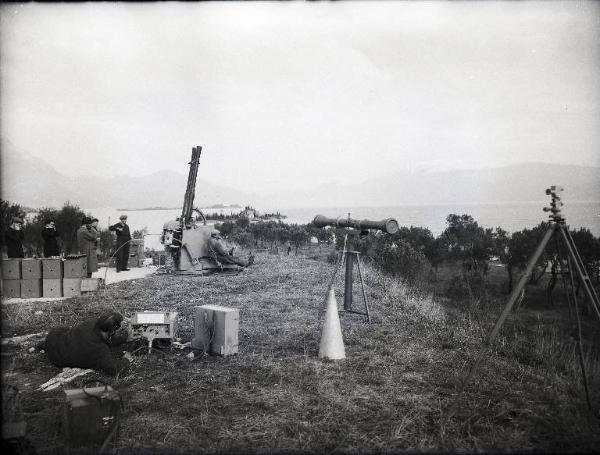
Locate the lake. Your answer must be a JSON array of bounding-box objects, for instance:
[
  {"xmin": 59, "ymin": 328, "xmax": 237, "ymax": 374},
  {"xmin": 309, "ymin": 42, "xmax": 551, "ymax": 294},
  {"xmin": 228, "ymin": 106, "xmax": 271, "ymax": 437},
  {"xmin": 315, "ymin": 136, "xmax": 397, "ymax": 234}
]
[{"xmin": 86, "ymin": 201, "xmax": 600, "ymax": 251}]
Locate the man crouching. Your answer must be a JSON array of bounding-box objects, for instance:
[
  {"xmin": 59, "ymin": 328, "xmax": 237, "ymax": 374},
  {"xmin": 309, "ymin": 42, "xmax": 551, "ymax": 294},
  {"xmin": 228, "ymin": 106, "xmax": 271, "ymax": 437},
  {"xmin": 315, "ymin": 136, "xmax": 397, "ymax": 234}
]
[{"xmin": 43, "ymin": 312, "xmax": 133, "ymax": 376}]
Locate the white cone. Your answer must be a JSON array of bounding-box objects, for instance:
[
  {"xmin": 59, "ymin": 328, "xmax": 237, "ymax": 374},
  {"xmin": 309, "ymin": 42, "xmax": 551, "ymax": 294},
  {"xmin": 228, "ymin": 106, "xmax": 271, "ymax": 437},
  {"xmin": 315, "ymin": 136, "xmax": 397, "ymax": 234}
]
[{"xmin": 318, "ymin": 289, "xmax": 346, "ymax": 360}]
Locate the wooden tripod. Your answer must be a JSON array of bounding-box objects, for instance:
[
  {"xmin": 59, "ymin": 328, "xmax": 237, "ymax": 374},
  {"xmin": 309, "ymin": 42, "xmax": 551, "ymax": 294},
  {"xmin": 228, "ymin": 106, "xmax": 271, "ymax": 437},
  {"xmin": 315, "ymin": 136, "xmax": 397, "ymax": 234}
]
[{"xmin": 458, "ymin": 186, "xmax": 600, "ymax": 411}]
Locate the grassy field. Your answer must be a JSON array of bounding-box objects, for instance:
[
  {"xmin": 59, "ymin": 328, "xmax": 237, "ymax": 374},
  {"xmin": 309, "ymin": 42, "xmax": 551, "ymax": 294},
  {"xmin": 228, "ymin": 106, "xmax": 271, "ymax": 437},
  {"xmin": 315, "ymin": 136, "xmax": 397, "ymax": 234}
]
[{"xmin": 2, "ymin": 248, "xmax": 599, "ymax": 454}]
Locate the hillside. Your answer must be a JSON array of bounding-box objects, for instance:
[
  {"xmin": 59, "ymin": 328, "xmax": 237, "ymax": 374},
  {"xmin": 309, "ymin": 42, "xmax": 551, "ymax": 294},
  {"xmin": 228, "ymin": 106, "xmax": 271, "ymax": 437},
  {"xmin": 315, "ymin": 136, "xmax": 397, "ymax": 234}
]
[{"xmin": 1, "ymin": 250, "xmax": 599, "ymax": 453}]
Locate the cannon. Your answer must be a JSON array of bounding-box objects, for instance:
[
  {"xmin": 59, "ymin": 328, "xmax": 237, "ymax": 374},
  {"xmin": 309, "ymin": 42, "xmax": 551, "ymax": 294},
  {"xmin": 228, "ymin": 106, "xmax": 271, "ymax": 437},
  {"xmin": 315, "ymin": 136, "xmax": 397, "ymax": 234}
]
[
  {"xmin": 314, "ymin": 214, "xmax": 400, "ymax": 322},
  {"xmin": 160, "ymin": 146, "xmax": 239, "ymax": 274}
]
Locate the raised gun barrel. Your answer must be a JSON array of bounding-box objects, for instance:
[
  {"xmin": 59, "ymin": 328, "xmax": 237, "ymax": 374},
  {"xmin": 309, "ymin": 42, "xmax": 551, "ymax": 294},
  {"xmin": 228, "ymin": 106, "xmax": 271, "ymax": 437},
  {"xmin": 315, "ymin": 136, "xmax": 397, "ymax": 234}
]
[
  {"xmin": 181, "ymin": 146, "xmax": 202, "ymax": 227},
  {"xmin": 313, "ymin": 214, "xmax": 399, "ymax": 234}
]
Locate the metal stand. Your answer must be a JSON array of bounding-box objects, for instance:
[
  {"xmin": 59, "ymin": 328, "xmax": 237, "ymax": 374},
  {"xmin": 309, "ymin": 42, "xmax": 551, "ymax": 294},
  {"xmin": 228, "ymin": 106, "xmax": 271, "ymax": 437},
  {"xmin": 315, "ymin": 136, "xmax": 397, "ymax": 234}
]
[
  {"xmin": 457, "ymin": 186, "xmax": 600, "ymax": 412},
  {"xmin": 326, "ymin": 246, "xmax": 371, "ymax": 323}
]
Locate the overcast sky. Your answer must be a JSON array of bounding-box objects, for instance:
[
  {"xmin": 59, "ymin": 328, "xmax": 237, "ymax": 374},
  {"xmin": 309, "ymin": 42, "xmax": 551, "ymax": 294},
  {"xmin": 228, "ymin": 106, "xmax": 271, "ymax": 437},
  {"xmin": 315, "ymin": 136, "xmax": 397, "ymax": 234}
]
[{"xmin": 1, "ymin": 1, "xmax": 599, "ymax": 194}]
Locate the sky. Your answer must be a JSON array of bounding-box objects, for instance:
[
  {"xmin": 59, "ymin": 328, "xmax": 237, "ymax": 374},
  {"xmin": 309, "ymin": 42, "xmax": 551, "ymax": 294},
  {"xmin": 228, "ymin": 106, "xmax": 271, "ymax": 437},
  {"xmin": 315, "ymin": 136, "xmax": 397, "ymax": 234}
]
[{"xmin": 1, "ymin": 1, "xmax": 599, "ymax": 195}]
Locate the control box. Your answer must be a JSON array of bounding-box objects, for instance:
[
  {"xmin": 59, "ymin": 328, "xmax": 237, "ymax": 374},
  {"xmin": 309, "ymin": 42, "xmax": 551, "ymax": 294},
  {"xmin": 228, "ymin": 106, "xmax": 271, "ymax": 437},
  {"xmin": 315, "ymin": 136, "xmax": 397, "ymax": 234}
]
[{"xmin": 128, "ymin": 311, "xmax": 178, "ymax": 353}]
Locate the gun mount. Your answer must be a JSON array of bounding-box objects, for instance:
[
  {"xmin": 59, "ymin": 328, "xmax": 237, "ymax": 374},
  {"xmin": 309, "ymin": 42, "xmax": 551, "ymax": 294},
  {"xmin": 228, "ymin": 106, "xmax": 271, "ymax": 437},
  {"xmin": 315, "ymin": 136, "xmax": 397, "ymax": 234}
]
[{"xmin": 160, "ymin": 146, "xmax": 240, "ymax": 274}]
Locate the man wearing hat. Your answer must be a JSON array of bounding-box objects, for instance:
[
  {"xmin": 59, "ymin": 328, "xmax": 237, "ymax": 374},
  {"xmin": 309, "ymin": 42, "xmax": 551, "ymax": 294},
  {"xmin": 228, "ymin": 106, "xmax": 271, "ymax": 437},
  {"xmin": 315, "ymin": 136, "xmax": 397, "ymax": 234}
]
[
  {"xmin": 77, "ymin": 216, "xmax": 99, "ymax": 277},
  {"xmin": 207, "ymin": 229, "xmax": 253, "ymax": 267},
  {"xmin": 42, "ymin": 219, "xmax": 60, "ymax": 257},
  {"xmin": 5, "ymin": 217, "xmax": 25, "ymax": 258},
  {"xmin": 109, "ymin": 214, "xmax": 131, "ymax": 272}
]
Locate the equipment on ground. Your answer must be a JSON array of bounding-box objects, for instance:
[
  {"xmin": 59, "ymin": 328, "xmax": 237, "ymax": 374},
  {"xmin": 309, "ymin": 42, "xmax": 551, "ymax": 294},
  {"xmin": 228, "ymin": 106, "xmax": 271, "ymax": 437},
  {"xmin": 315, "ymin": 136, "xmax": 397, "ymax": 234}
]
[
  {"xmin": 192, "ymin": 305, "xmax": 239, "ymax": 356},
  {"xmin": 160, "ymin": 146, "xmax": 240, "ymax": 274},
  {"xmin": 63, "ymin": 381, "xmax": 121, "ymax": 449},
  {"xmin": 457, "ymin": 186, "xmax": 600, "ymax": 413},
  {"xmin": 314, "ymin": 213, "xmax": 400, "ymax": 322},
  {"xmin": 128, "ymin": 311, "xmax": 179, "ymax": 354}
]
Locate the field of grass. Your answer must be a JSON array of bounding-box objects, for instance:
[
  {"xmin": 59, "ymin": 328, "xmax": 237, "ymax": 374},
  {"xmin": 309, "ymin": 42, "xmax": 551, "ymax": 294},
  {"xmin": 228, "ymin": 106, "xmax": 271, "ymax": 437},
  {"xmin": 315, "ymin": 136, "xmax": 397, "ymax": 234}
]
[{"xmin": 2, "ymin": 248, "xmax": 599, "ymax": 454}]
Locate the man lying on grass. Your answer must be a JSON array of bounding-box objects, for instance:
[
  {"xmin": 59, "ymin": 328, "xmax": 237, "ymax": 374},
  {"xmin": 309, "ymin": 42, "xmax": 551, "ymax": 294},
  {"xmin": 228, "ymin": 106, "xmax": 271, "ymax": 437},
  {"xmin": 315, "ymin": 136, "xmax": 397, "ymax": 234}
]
[{"xmin": 40, "ymin": 312, "xmax": 134, "ymax": 376}]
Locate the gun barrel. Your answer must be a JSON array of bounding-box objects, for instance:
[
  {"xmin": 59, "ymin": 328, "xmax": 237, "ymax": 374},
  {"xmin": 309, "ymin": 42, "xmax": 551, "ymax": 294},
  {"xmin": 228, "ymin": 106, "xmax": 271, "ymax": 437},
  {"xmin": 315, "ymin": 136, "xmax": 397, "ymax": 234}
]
[
  {"xmin": 181, "ymin": 146, "xmax": 202, "ymax": 224},
  {"xmin": 313, "ymin": 215, "xmax": 399, "ymax": 234}
]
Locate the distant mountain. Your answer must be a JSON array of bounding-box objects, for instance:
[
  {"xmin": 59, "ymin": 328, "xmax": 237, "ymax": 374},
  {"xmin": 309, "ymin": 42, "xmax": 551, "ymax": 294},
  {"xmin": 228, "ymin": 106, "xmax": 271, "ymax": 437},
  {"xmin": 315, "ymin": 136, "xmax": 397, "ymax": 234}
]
[
  {"xmin": 0, "ymin": 139, "xmax": 256, "ymax": 209},
  {"xmin": 2, "ymin": 137, "xmax": 597, "ymax": 210},
  {"xmin": 262, "ymin": 162, "xmax": 600, "ymax": 207}
]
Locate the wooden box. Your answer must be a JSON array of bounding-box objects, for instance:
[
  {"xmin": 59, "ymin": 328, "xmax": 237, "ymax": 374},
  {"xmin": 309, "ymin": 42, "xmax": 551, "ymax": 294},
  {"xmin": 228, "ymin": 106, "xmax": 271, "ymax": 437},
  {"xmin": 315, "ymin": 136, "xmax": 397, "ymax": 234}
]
[
  {"xmin": 2, "ymin": 280, "xmax": 20, "ymax": 298},
  {"xmin": 63, "ymin": 278, "xmax": 82, "ymax": 298},
  {"xmin": 43, "ymin": 279, "xmax": 63, "ymax": 298},
  {"xmin": 21, "ymin": 259, "xmax": 42, "ymax": 279},
  {"xmin": 21, "ymin": 279, "xmax": 42, "ymax": 298},
  {"xmin": 192, "ymin": 305, "xmax": 239, "ymax": 356},
  {"xmin": 64, "ymin": 256, "xmax": 87, "ymax": 278},
  {"xmin": 81, "ymin": 278, "xmax": 99, "ymax": 292},
  {"xmin": 42, "ymin": 258, "xmax": 63, "ymax": 279},
  {"xmin": 1, "ymin": 259, "xmax": 21, "ymax": 280}
]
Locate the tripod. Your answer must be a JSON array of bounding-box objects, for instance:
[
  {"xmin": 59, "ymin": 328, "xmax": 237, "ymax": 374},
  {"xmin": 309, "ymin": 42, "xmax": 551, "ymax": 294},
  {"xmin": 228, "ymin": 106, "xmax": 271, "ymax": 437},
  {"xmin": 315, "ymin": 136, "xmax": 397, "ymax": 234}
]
[
  {"xmin": 458, "ymin": 186, "xmax": 600, "ymax": 410},
  {"xmin": 326, "ymin": 232, "xmax": 371, "ymax": 323}
]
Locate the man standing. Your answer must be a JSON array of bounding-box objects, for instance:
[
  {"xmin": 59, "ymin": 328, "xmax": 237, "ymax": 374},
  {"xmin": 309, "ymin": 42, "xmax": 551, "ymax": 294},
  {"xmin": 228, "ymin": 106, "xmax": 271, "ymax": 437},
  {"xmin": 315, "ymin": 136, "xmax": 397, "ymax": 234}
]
[
  {"xmin": 5, "ymin": 217, "xmax": 25, "ymax": 258},
  {"xmin": 42, "ymin": 219, "xmax": 60, "ymax": 257},
  {"xmin": 109, "ymin": 214, "xmax": 131, "ymax": 272}
]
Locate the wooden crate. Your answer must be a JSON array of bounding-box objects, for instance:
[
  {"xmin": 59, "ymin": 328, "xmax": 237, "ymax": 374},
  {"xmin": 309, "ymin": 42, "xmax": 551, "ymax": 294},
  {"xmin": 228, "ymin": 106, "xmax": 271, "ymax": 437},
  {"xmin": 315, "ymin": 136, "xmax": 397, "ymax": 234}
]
[
  {"xmin": 2, "ymin": 280, "xmax": 20, "ymax": 298},
  {"xmin": 21, "ymin": 259, "xmax": 42, "ymax": 279},
  {"xmin": 1, "ymin": 259, "xmax": 21, "ymax": 280},
  {"xmin": 64, "ymin": 256, "xmax": 87, "ymax": 278},
  {"xmin": 192, "ymin": 305, "xmax": 239, "ymax": 356},
  {"xmin": 42, "ymin": 259, "xmax": 63, "ymax": 279},
  {"xmin": 80, "ymin": 278, "xmax": 99, "ymax": 292},
  {"xmin": 21, "ymin": 279, "xmax": 42, "ymax": 298},
  {"xmin": 63, "ymin": 278, "xmax": 82, "ymax": 298},
  {"xmin": 43, "ymin": 279, "xmax": 63, "ymax": 298}
]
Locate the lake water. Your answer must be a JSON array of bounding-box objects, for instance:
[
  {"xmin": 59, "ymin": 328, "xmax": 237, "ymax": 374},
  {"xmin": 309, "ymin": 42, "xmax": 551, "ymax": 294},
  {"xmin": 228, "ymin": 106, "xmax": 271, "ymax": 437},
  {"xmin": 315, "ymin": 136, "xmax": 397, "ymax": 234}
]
[{"xmin": 86, "ymin": 201, "xmax": 600, "ymax": 251}]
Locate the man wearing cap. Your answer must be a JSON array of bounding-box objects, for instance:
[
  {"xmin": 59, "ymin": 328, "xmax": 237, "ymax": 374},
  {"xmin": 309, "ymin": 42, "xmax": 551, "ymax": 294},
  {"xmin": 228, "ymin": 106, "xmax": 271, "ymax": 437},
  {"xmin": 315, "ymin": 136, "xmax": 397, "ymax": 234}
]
[
  {"xmin": 109, "ymin": 215, "xmax": 131, "ymax": 272},
  {"xmin": 4, "ymin": 217, "xmax": 25, "ymax": 258},
  {"xmin": 42, "ymin": 219, "xmax": 60, "ymax": 257},
  {"xmin": 77, "ymin": 217, "xmax": 99, "ymax": 277},
  {"xmin": 207, "ymin": 229, "xmax": 254, "ymax": 267}
]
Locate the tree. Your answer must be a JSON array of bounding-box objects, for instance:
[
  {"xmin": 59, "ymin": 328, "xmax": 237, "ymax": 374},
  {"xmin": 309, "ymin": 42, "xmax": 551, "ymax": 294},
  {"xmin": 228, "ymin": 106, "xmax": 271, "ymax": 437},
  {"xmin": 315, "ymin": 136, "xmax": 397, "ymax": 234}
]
[{"xmin": 440, "ymin": 214, "xmax": 494, "ymax": 274}]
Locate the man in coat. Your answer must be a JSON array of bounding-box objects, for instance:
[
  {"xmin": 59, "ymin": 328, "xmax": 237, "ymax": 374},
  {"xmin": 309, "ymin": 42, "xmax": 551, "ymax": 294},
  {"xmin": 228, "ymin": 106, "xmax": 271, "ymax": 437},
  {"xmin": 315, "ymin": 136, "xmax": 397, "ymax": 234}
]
[
  {"xmin": 4, "ymin": 217, "xmax": 25, "ymax": 258},
  {"xmin": 42, "ymin": 219, "xmax": 60, "ymax": 257},
  {"xmin": 42, "ymin": 312, "xmax": 133, "ymax": 376},
  {"xmin": 77, "ymin": 217, "xmax": 98, "ymax": 277},
  {"xmin": 207, "ymin": 229, "xmax": 253, "ymax": 267},
  {"xmin": 109, "ymin": 214, "xmax": 131, "ymax": 272}
]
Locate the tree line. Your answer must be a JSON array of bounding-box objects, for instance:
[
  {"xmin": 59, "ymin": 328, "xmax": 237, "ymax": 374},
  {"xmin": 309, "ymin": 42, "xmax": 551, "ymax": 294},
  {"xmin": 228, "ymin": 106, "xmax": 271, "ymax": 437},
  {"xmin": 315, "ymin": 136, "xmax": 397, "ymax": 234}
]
[{"xmin": 216, "ymin": 213, "xmax": 600, "ymax": 291}]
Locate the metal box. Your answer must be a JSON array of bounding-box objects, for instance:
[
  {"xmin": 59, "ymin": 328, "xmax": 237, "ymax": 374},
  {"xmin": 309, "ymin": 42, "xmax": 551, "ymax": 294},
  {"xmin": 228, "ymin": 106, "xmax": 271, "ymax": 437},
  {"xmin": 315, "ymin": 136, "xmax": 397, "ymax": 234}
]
[
  {"xmin": 43, "ymin": 279, "xmax": 63, "ymax": 298},
  {"xmin": 42, "ymin": 258, "xmax": 63, "ymax": 279},
  {"xmin": 127, "ymin": 239, "xmax": 145, "ymax": 268},
  {"xmin": 1, "ymin": 280, "xmax": 20, "ymax": 299},
  {"xmin": 1, "ymin": 259, "xmax": 21, "ymax": 280},
  {"xmin": 128, "ymin": 311, "xmax": 178, "ymax": 350},
  {"xmin": 20, "ymin": 279, "xmax": 42, "ymax": 298},
  {"xmin": 64, "ymin": 256, "xmax": 87, "ymax": 278},
  {"xmin": 63, "ymin": 278, "xmax": 82, "ymax": 298},
  {"xmin": 192, "ymin": 305, "xmax": 239, "ymax": 356},
  {"xmin": 21, "ymin": 259, "xmax": 42, "ymax": 279},
  {"xmin": 63, "ymin": 385, "xmax": 121, "ymax": 447}
]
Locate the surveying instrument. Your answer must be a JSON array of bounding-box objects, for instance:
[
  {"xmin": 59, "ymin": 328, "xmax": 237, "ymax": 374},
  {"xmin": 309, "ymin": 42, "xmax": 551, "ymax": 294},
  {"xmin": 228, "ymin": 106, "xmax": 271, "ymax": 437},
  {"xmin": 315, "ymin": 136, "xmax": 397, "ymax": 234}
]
[
  {"xmin": 313, "ymin": 214, "xmax": 400, "ymax": 322},
  {"xmin": 458, "ymin": 186, "xmax": 600, "ymax": 411}
]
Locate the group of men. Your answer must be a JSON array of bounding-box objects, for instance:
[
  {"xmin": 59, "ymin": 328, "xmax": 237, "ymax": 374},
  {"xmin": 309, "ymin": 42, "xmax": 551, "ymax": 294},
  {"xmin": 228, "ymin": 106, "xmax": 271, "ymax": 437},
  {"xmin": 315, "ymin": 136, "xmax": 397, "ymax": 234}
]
[{"xmin": 2, "ymin": 214, "xmax": 133, "ymax": 274}]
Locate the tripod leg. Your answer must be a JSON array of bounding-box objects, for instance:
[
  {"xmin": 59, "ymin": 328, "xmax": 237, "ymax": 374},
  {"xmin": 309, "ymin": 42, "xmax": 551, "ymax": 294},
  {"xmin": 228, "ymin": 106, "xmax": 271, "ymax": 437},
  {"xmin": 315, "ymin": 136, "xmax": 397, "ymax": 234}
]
[
  {"xmin": 355, "ymin": 254, "xmax": 371, "ymax": 323},
  {"xmin": 559, "ymin": 227, "xmax": 600, "ymax": 323},
  {"xmin": 457, "ymin": 224, "xmax": 556, "ymax": 394},
  {"xmin": 564, "ymin": 254, "xmax": 593, "ymax": 411}
]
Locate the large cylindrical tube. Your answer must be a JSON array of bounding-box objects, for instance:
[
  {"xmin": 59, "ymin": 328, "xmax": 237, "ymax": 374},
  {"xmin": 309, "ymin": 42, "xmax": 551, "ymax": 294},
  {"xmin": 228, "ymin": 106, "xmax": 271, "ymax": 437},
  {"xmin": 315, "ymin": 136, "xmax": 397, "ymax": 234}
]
[{"xmin": 313, "ymin": 215, "xmax": 399, "ymax": 234}]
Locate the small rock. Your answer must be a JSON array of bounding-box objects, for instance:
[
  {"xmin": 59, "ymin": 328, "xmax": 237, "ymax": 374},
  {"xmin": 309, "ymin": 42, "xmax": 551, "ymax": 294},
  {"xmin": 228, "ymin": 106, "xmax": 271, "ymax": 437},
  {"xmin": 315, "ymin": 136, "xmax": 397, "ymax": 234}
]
[
  {"xmin": 35, "ymin": 311, "xmax": 43, "ymax": 315},
  {"xmin": 186, "ymin": 352, "xmax": 194, "ymax": 360},
  {"xmin": 28, "ymin": 347, "xmax": 35, "ymax": 353}
]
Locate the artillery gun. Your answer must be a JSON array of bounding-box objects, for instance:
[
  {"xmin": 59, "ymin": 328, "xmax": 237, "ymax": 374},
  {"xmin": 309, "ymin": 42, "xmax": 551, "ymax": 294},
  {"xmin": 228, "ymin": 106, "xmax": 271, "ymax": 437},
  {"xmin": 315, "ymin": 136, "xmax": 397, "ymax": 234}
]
[{"xmin": 160, "ymin": 146, "xmax": 239, "ymax": 274}]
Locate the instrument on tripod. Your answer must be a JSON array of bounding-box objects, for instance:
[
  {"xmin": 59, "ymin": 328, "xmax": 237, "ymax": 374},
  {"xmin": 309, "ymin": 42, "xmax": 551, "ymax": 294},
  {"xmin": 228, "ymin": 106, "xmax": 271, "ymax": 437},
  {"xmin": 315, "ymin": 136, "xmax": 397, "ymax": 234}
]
[
  {"xmin": 313, "ymin": 214, "xmax": 400, "ymax": 322},
  {"xmin": 458, "ymin": 186, "xmax": 600, "ymax": 412}
]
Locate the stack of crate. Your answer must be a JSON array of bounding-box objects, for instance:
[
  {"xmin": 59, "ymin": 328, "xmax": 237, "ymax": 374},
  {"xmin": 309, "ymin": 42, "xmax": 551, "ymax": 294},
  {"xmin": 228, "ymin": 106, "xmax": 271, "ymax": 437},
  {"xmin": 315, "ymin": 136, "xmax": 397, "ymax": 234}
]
[{"xmin": 1, "ymin": 256, "xmax": 88, "ymax": 299}]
